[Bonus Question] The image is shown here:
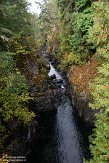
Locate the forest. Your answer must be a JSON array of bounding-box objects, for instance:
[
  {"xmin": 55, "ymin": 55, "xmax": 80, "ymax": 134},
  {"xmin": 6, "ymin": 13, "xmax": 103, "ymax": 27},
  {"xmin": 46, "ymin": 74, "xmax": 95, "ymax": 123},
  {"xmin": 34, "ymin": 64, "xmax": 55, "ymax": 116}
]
[{"xmin": 0, "ymin": 0, "xmax": 109, "ymax": 163}]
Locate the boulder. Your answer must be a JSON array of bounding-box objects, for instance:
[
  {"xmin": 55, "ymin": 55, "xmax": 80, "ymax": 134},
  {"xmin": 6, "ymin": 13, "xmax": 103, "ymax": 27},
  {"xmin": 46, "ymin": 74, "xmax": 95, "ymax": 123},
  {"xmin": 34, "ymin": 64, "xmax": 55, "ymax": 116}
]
[{"xmin": 49, "ymin": 74, "xmax": 56, "ymax": 80}]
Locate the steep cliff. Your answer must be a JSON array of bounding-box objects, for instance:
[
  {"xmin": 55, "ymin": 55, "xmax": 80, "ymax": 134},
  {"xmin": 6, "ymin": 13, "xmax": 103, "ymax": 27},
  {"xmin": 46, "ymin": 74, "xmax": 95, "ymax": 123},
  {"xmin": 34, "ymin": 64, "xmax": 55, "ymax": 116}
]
[{"xmin": 68, "ymin": 57, "xmax": 98, "ymax": 126}]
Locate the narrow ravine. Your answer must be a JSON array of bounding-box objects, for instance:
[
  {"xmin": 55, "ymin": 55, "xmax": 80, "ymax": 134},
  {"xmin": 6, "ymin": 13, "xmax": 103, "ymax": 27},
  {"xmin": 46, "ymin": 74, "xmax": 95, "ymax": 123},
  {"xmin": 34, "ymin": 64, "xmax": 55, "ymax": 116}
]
[{"xmin": 27, "ymin": 63, "xmax": 90, "ymax": 163}]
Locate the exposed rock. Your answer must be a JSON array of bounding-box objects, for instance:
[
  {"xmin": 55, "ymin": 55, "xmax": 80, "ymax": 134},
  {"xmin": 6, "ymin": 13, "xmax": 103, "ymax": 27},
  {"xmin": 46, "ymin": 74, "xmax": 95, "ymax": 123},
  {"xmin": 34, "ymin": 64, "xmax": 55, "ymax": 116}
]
[
  {"xmin": 69, "ymin": 84, "xmax": 95, "ymax": 127},
  {"xmin": 49, "ymin": 74, "xmax": 56, "ymax": 80},
  {"xmin": 30, "ymin": 88, "xmax": 66, "ymax": 113},
  {"xmin": 47, "ymin": 64, "xmax": 50, "ymax": 71},
  {"xmin": 52, "ymin": 79, "xmax": 63, "ymax": 84},
  {"xmin": 4, "ymin": 120, "xmax": 38, "ymax": 156},
  {"xmin": 67, "ymin": 58, "xmax": 98, "ymax": 127}
]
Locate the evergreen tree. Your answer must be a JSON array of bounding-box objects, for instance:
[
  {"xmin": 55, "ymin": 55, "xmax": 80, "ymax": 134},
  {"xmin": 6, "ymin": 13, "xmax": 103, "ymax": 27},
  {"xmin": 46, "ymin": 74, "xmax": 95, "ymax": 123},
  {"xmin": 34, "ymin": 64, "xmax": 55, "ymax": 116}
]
[
  {"xmin": 86, "ymin": 1, "xmax": 109, "ymax": 162},
  {"xmin": 0, "ymin": 0, "xmax": 36, "ymax": 154}
]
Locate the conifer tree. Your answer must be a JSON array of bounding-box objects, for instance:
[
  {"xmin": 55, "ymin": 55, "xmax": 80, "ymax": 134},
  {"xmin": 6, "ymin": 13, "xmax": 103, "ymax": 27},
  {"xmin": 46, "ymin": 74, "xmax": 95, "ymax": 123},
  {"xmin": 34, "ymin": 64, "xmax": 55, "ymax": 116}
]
[{"xmin": 87, "ymin": 1, "xmax": 109, "ymax": 162}]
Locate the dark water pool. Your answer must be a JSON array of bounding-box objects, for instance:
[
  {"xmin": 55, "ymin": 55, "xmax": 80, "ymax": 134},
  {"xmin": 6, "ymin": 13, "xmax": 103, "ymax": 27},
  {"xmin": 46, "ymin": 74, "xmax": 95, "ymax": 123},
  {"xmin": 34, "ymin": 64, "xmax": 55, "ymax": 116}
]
[{"xmin": 27, "ymin": 96, "xmax": 91, "ymax": 163}]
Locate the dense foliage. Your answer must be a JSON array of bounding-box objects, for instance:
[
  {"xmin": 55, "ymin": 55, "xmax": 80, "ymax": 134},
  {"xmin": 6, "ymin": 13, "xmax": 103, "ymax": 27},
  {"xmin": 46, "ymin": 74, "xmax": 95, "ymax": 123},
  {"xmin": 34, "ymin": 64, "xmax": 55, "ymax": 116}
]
[
  {"xmin": 87, "ymin": 1, "xmax": 109, "ymax": 162},
  {"xmin": 56, "ymin": 0, "xmax": 94, "ymax": 69},
  {"xmin": 0, "ymin": 0, "xmax": 37, "ymax": 154}
]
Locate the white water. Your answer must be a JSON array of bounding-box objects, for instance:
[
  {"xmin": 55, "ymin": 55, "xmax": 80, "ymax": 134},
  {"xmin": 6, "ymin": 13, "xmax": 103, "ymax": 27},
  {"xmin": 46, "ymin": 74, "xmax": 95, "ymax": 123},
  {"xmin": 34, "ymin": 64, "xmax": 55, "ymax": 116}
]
[{"xmin": 48, "ymin": 63, "xmax": 62, "ymax": 80}]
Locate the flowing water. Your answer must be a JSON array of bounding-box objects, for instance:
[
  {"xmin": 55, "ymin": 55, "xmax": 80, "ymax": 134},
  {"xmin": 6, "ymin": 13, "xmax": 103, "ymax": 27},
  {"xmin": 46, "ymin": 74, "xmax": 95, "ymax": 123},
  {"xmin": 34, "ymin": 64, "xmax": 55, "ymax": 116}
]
[
  {"xmin": 48, "ymin": 62, "xmax": 62, "ymax": 80},
  {"xmin": 27, "ymin": 63, "xmax": 91, "ymax": 163}
]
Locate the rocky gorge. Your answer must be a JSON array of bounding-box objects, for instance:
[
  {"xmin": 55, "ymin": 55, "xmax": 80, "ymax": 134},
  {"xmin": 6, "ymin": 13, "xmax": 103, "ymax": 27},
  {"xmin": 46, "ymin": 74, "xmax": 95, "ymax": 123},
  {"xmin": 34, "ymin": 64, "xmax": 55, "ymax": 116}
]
[
  {"xmin": 7, "ymin": 48, "xmax": 92, "ymax": 160},
  {"xmin": 1, "ymin": 46, "xmax": 94, "ymax": 161},
  {"xmin": 47, "ymin": 55, "xmax": 96, "ymax": 128},
  {"xmin": 3, "ymin": 50, "xmax": 68, "ymax": 158},
  {"xmin": 26, "ymin": 52, "xmax": 92, "ymax": 162}
]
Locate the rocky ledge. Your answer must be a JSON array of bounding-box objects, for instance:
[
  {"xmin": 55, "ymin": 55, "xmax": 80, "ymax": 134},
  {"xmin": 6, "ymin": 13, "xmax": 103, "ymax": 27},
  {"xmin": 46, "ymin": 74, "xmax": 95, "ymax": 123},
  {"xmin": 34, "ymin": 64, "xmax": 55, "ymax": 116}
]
[
  {"xmin": 29, "ymin": 75, "xmax": 67, "ymax": 113},
  {"xmin": 69, "ymin": 85, "xmax": 95, "ymax": 127}
]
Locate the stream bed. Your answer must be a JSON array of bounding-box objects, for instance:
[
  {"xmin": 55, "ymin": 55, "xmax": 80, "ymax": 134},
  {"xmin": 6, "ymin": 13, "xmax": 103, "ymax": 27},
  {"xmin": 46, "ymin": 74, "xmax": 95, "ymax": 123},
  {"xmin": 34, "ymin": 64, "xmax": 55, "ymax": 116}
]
[{"xmin": 27, "ymin": 63, "xmax": 91, "ymax": 163}]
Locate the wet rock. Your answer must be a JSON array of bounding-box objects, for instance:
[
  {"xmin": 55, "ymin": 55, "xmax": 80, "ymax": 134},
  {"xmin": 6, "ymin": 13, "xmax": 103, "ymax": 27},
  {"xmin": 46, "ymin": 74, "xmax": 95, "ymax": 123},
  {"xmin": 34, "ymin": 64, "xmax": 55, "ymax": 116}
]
[
  {"xmin": 30, "ymin": 87, "xmax": 67, "ymax": 113},
  {"xmin": 47, "ymin": 64, "xmax": 50, "ymax": 71},
  {"xmin": 49, "ymin": 74, "xmax": 56, "ymax": 80},
  {"xmin": 52, "ymin": 79, "xmax": 63, "ymax": 84},
  {"xmin": 69, "ymin": 85, "xmax": 95, "ymax": 127},
  {"xmin": 49, "ymin": 79, "xmax": 64, "ymax": 89},
  {"xmin": 5, "ymin": 120, "xmax": 38, "ymax": 156}
]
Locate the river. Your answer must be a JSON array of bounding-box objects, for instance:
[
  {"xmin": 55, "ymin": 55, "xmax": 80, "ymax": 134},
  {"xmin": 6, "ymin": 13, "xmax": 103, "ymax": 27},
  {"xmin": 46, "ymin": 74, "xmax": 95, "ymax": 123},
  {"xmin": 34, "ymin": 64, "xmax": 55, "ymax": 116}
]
[{"xmin": 27, "ymin": 63, "xmax": 91, "ymax": 163}]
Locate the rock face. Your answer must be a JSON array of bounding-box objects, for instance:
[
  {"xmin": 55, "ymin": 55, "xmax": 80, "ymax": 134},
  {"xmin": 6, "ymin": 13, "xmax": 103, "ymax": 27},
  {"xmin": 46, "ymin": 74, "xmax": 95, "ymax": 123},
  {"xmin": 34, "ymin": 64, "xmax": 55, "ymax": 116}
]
[
  {"xmin": 69, "ymin": 84, "xmax": 95, "ymax": 127},
  {"xmin": 30, "ymin": 89, "xmax": 63, "ymax": 113},
  {"xmin": 5, "ymin": 120, "xmax": 38, "ymax": 157},
  {"xmin": 16, "ymin": 51, "xmax": 66, "ymax": 113},
  {"xmin": 68, "ymin": 58, "xmax": 98, "ymax": 127},
  {"xmin": 29, "ymin": 76, "xmax": 67, "ymax": 113},
  {"xmin": 49, "ymin": 74, "xmax": 56, "ymax": 80}
]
